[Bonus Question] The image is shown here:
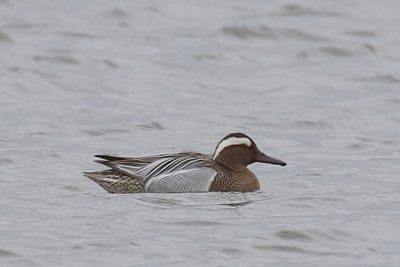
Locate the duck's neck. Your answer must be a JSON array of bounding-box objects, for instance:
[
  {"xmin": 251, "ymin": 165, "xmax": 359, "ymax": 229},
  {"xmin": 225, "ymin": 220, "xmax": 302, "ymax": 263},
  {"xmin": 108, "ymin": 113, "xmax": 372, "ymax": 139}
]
[
  {"xmin": 212, "ymin": 159, "xmax": 247, "ymax": 171},
  {"xmin": 212, "ymin": 145, "xmax": 254, "ymax": 170}
]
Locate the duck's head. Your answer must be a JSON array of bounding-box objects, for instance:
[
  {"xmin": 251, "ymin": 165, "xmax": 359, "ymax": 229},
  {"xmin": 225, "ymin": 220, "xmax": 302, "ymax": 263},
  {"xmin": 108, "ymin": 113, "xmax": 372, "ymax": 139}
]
[{"xmin": 213, "ymin": 133, "xmax": 286, "ymax": 169}]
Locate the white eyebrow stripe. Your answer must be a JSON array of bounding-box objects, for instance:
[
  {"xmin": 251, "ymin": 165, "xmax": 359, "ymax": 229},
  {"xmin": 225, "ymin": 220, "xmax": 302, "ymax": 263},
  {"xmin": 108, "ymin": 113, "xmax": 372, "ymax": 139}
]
[{"xmin": 213, "ymin": 137, "xmax": 251, "ymax": 159}]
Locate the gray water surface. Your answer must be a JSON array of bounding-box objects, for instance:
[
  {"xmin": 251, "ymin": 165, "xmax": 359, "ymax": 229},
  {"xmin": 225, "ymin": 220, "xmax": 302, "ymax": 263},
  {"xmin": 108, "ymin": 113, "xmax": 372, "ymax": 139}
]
[{"xmin": 1, "ymin": 1, "xmax": 400, "ymax": 266}]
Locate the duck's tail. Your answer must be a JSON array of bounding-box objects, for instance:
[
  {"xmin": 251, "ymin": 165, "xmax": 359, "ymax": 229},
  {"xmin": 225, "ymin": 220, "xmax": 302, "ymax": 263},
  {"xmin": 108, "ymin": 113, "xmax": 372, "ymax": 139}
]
[{"xmin": 83, "ymin": 170, "xmax": 144, "ymax": 194}]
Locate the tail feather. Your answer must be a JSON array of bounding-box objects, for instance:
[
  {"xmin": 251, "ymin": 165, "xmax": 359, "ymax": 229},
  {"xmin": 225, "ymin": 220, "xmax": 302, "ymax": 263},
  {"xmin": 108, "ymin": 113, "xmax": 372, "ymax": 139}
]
[
  {"xmin": 83, "ymin": 170, "xmax": 111, "ymax": 182},
  {"xmin": 83, "ymin": 170, "xmax": 144, "ymax": 193},
  {"xmin": 95, "ymin": 155, "xmax": 124, "ymax": 161},
  {"xmin": 93, "ymin": 160, "xmax": 115, "ymax": 168}
]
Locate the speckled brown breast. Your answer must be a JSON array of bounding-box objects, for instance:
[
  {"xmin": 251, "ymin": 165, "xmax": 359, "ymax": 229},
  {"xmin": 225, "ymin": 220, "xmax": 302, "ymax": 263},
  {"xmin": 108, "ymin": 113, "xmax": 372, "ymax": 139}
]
[{"xmin": 209, "ymin": 162, "xmax": 260, "ymax": 192}]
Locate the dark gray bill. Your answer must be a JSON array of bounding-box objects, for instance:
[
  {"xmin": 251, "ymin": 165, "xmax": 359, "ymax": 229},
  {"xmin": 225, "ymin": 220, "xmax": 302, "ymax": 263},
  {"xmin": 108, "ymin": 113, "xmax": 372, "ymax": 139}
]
[{"xmin": 255, "ymin": 150, "xmax": 286, "ymax": 166}]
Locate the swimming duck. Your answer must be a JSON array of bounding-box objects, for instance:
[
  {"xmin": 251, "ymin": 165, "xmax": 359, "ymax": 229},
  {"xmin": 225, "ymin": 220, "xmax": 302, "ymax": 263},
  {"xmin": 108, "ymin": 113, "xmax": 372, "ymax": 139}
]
[{"xmin": 84, "ymin": 133, "xmax": 286, "ymax": 193}]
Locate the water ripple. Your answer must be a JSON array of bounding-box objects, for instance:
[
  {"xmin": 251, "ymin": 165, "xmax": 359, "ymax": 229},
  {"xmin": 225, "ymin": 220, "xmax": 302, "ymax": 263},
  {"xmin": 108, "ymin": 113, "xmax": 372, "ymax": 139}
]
[
  {"xmin": 253, "ymin": 245, "xmax": 348, "ymax": 256},
  {"xmin": 275, "ymin": 230, "xmax": 313, "ymax": 241},
  {"xmin": 220, "ymin": 25, "xmax": 277, "ymax": 40},
  {"xmin": 0, "ymin": 248, "xmax": 17, "ymax": 257},
  {"xmin": 275, "ymin": 4, "xmax": 341, "ymax": 17},
  {"xmin": 32, "ymin": 54, "xmax": 80, "ymax": 65},
  {"xmin": 0, "ymin": 31, "xmax": 13, "ymax": 44}
]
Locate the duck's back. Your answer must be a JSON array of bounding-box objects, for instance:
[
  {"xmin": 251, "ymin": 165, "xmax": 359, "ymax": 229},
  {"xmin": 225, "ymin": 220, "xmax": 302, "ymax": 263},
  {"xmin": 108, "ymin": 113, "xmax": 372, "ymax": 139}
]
[{"xmin": 85, "ymin": 152, "xmax": 217, "ymax": 193}]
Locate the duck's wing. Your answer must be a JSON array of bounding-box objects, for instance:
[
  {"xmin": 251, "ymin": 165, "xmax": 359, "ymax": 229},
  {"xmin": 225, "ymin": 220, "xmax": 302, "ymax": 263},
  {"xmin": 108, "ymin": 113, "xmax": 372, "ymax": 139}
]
[
  {"xmin": 94, "ymin": 152, "xmax": 212, "ymax": 181},
  {"xmin": 94, "ymin": 152, "xmax": 216, "ymax": 193},
  {"xmin": 144, "ymin": 167, "xmax": 216, "ymax": 193}
]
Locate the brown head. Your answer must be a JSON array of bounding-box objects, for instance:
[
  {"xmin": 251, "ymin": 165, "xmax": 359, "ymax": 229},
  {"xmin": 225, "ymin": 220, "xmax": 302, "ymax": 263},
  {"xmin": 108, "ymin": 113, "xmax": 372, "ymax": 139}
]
[{"xmin": 212, "ymin": 133, "xmax": 286, "ymax": 170}]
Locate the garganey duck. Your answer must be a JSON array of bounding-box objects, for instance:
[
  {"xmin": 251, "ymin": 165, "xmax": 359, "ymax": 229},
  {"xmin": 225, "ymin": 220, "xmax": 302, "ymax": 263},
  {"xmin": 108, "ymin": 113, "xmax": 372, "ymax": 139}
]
[{"xmin": 84, "ymin": 133, "xmax": 286, "ymax": 193}]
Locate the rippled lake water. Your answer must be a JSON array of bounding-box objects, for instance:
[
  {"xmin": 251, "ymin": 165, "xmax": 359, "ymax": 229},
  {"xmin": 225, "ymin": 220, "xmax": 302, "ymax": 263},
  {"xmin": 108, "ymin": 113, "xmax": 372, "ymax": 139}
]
[{"xmin": 1, "ymin": 1, "xmax": 400, "ymax": 266}]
